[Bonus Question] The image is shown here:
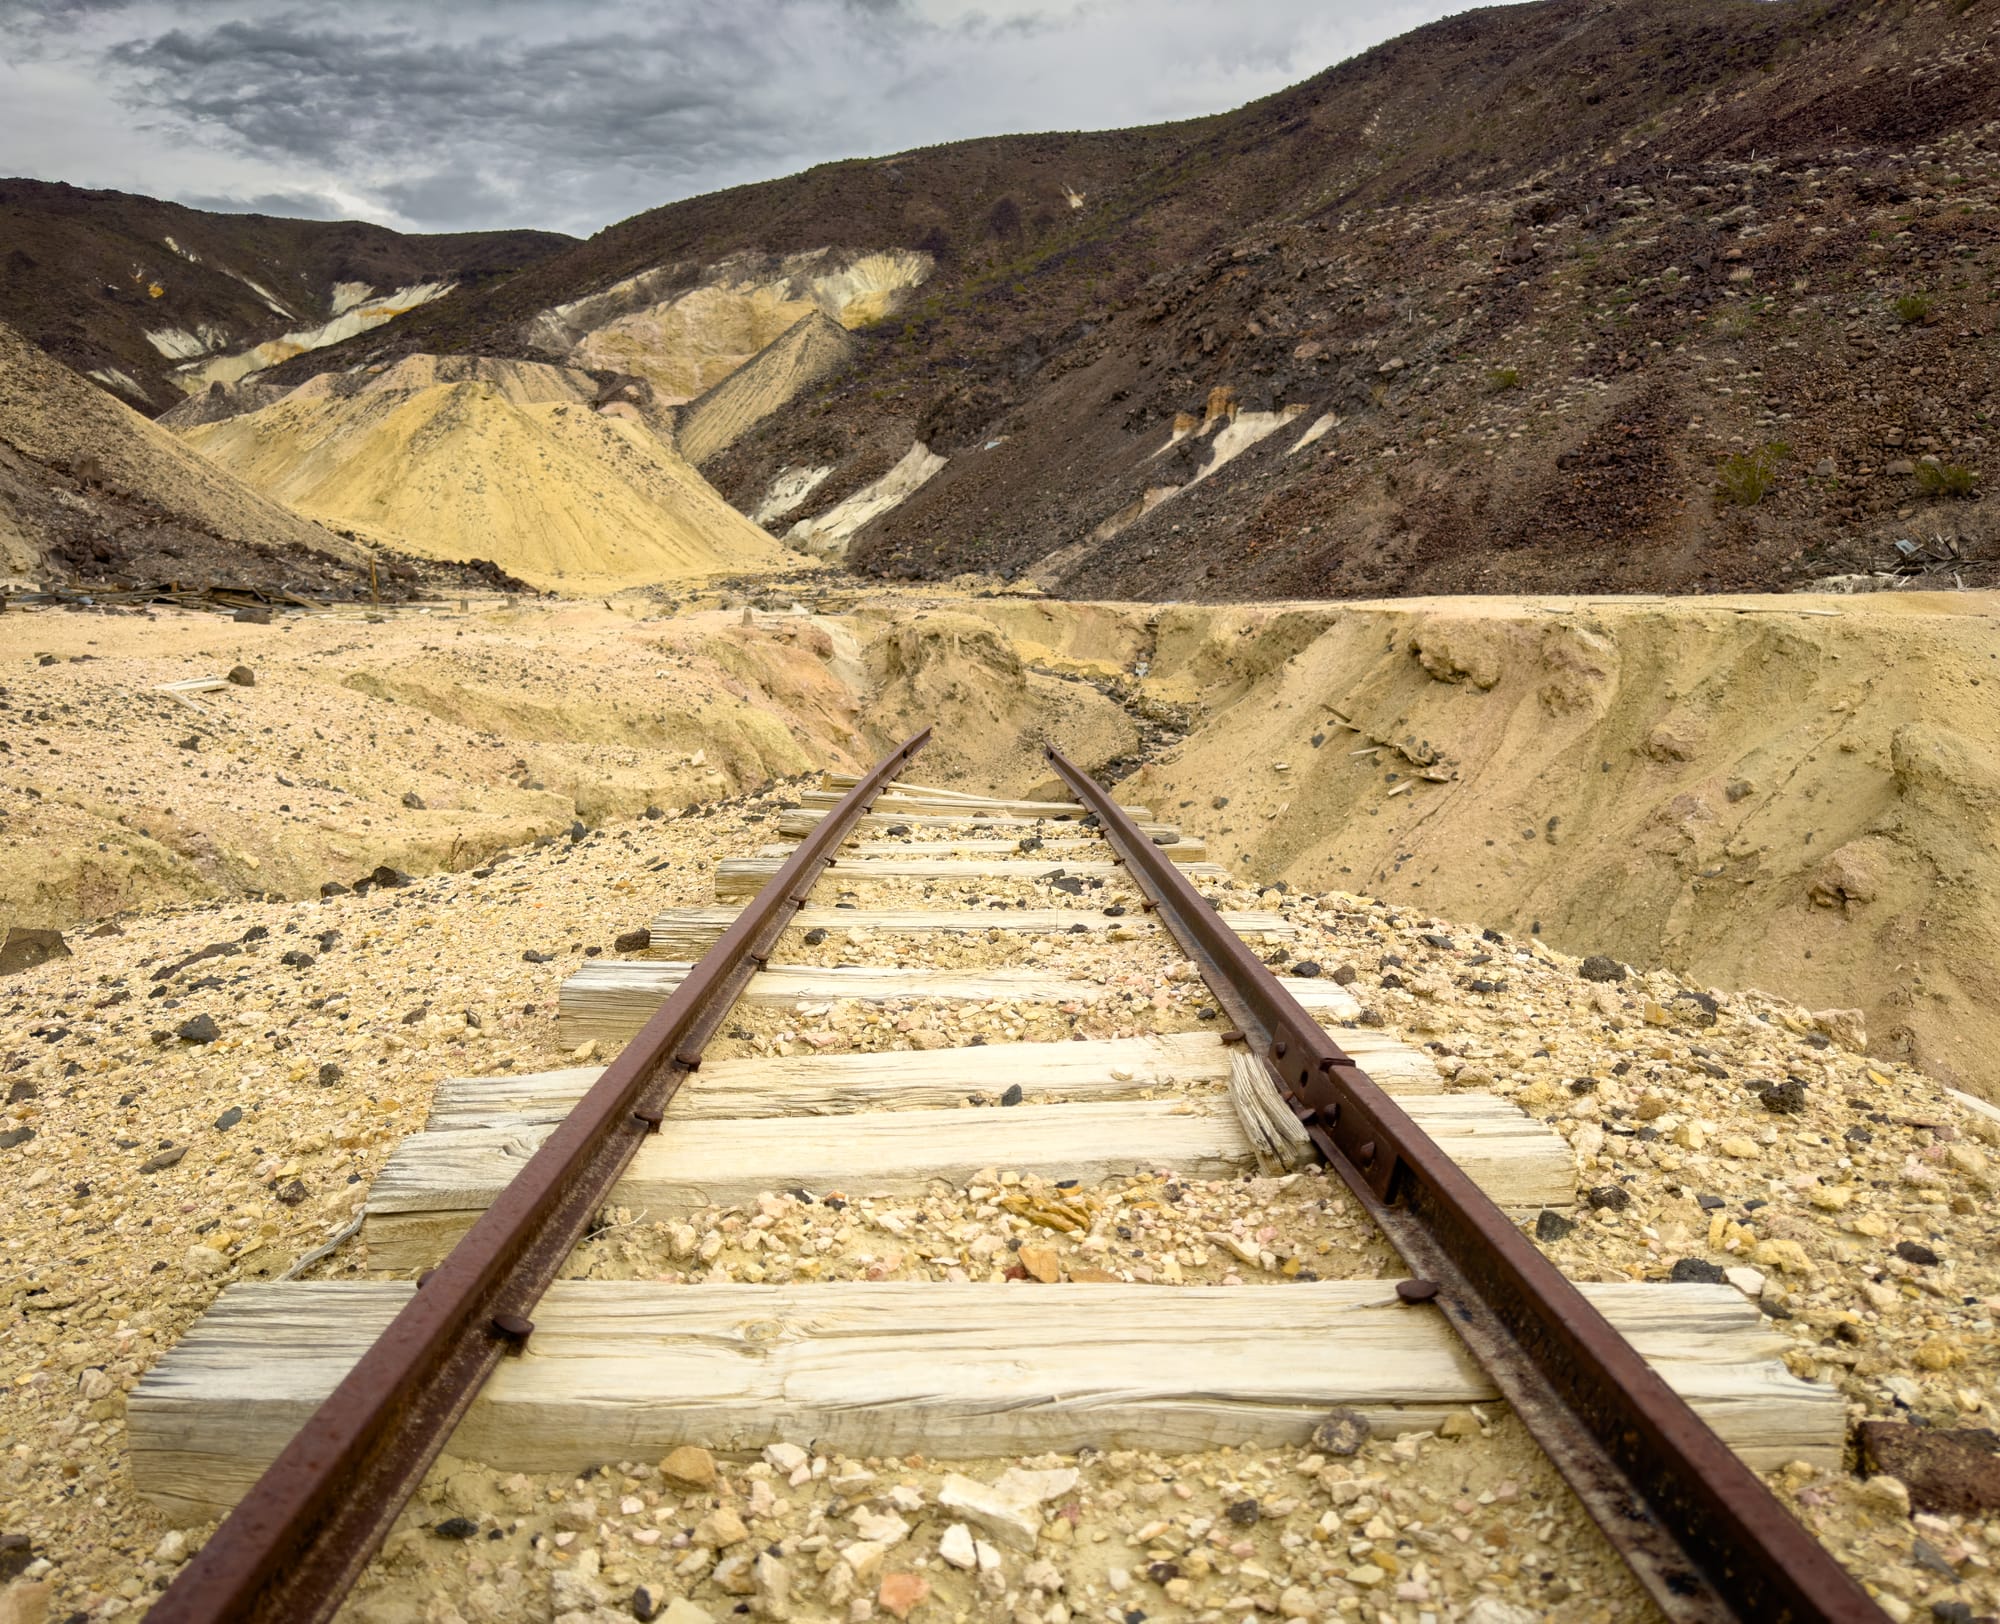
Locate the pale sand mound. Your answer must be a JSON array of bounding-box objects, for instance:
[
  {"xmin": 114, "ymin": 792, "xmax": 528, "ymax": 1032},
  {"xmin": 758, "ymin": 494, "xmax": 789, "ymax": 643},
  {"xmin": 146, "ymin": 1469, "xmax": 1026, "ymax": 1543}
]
[
  {"xmin": 181, "ymin": 358, "xmax": 794, "ymax": 589},
  {"xmin": 0, "ymin": 319, "xmax": 358, "ymax": 584},
  {"xmin": 676, "ymin": 311, "xmax": 856, "ymax": 467}
]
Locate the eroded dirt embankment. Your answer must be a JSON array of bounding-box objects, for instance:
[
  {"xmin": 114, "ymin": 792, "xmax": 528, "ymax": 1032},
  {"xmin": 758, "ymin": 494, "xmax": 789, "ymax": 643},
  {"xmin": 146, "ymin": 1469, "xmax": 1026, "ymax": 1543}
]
[
  {"xmin": 857, "ymin": 590, "xmax": 2000, "ymax": 1098},
  {"xmin": 0, "ymin": 597, "xmax": 1138, "ymax": 931},
  {"xmin": 1094, "ymin": 594, "xmax": 2000, "ymax": 1100},
  {"xmin": 5, "ymin": 589, "xmax": 1996, "ymax": 1098}
]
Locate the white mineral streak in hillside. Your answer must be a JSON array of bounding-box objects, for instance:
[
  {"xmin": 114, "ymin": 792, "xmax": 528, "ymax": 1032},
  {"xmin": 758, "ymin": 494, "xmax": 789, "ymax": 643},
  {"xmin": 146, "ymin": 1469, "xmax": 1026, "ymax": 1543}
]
[
  {"xmin": 1290, "ymin": 410, "xmax": 1338, "ymax": 453},
  {"xmin": 753, "ymin": 464, "xmax": 835, "ymax": 526},
  {"xmin": 328, "ymin": 281, "xmax": 377, "ymax": 316},
  {"xmin": 170, "ymin": 281, "xmax": 457, "ymax": 393},
  {"xmin": 1191, "ymin": 403, "xmax": 1310, "ymax": 484},
  {"xmin": 1092, "ymin": 396, "xmax": 1311, "ymax": 542},
  {"xmin": 221, "ymin": 269, "xmax": 296, "ymax": 318},
  {"xmin": 143, "ymin": 324, "xmax": 230, "ymax": 360},
  {"xmin": 786, "ymin": 442, "xmax": 946, "ymax": 560},
  {"xmin": 86, "ymin": 366, "xmax": 148, "ymax": 400}
]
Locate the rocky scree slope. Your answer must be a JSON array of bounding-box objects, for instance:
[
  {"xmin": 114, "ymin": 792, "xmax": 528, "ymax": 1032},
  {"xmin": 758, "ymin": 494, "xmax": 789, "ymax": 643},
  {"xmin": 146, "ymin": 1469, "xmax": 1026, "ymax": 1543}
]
[
  {"xmin": 65, "ymin": 0, "xmax": 2000, "ymax": 598},
  {"xmin": 684, "ymin": 0, "xmax": 1995, "ymax": 595},
  {"xmin": 786, "ymin": 0, "xmax": 2000, "ymax": 598},
  {"xmin": 0, "ymin": 179, "xmax": 570, "ymax": 413},
  {"xmin": 0, "ymin": 318, "xmax": 362, "ymax": 592},
  {"xmin": 0, "ymin": 324, "xmax": 531, "ymax": 601}
]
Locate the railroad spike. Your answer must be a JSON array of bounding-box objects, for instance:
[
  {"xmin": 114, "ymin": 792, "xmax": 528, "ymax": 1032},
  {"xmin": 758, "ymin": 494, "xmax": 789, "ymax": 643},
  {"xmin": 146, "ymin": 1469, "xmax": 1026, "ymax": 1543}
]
[
  {"xmin": 1396, "ymin": 1279, "xmax": 1441, "ymax": 1304},
  {"xmin": 489, "ymin": 1312, "xmax": 534, "ymax": 1346}
]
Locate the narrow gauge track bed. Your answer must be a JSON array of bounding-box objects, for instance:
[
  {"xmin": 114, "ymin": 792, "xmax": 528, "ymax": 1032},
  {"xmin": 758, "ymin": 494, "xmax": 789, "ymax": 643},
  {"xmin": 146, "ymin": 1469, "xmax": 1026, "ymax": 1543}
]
[{"xmin": 135, "ymin": 745, "xmax": 1865, "ymax": 1624}]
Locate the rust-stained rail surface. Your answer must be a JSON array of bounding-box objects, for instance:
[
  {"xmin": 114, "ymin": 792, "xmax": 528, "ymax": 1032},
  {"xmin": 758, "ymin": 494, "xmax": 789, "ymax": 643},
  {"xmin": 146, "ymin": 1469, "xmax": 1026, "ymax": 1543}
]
[
  {"xmin": 1044, "ymin": 743, "xmax": 1882, "ymax": 1624},
  {"xmin": 147, "ymin": 730, "xmax": 932, "ymax": 1624}
]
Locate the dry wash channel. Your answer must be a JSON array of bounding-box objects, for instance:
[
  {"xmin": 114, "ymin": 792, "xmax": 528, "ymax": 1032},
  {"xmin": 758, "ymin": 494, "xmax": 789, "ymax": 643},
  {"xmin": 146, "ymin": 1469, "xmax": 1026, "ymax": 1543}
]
[{"xmin": 130, "ymin": 746, "xmax": 1856, "ymax": 1624}]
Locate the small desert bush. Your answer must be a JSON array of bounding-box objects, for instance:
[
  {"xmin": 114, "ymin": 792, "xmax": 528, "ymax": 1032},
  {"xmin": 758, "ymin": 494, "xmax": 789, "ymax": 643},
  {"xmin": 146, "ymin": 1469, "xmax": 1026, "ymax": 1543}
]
[
  {"xmin": 1488, "ymin": 365, "xmax": 1521, "ymax": 391},
  {"xmin": 1716, "ymin": 442, "xmax": 1788, "ymax": 507},
  {"xmin": 1915, "ymin": 461, "xmax": 1980, "ymax": 500},
  {"xmin": 1893, "ymin": 292, "xmax": 1934, "ymax": 324}
]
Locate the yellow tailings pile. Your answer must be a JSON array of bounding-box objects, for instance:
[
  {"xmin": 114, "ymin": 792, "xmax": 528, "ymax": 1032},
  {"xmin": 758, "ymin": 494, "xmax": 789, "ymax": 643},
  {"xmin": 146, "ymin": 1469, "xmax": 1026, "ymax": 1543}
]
[
  {"xmin": 531, "ymin": 248, "xmax": 931, "ymax": 403},
  {"xmin": 675, "ymin": 311, "xmax": 857, "ymax": 467},
  {"xmin": 181, "ymin": 356, "xmax": 793, "ymax": 589}
]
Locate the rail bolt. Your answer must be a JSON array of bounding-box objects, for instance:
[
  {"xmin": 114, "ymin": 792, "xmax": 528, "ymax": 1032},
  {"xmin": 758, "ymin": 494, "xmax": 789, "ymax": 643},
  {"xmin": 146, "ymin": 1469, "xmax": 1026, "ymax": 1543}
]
[{"xmin": 490, "ymin": 1313, "xmax": 535, "ymax": 1347}]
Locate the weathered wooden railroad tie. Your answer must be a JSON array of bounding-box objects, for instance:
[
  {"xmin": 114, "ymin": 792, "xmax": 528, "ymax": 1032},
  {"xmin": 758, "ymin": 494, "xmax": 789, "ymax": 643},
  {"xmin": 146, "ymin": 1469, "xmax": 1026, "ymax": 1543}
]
[{"xmin": 132, "ymin": 756, "xmax": 1856, "ymax": 1623}]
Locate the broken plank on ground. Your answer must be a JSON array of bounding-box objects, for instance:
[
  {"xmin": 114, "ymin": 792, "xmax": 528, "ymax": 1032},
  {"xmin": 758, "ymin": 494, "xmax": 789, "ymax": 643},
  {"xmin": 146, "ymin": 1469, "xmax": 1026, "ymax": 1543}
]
[{"xmin": 130, "ymin": 1279, "xmax": 1842, "ymax": 1520}]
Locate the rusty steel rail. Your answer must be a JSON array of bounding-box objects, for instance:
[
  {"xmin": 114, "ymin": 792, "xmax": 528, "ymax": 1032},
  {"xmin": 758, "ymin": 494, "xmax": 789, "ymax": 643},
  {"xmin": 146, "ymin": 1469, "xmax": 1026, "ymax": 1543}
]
[
  {"xmin": 150, "ymin": 730, "xmax": 932, "ymax": 1624},
  {"xmin": 1045, "ymin": 744, "xmax": 1882, "ymax": 1624}
]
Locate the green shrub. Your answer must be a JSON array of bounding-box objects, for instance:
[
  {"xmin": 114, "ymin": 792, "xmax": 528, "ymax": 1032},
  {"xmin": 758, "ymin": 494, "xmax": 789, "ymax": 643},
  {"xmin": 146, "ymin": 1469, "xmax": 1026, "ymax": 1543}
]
[
  {"xmin": 1915, "ymin": 461, "xmax": 1980, "ymax": 499},
  {"xmin": 1716, "ymin": 442, "xmax": 1789, "ymax": 507},
  {"xmin": 1893, "ymin": 292, "xmax": 1934, "ymax": 324},
  {"xmin": 1488, "ymin": 366, "xmax": 1521, "ymax": 391}
]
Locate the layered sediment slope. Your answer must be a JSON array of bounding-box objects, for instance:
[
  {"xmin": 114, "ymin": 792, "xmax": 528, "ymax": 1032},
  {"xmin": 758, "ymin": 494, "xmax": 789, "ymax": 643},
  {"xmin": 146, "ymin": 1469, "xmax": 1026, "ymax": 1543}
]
[
  {"xmin": 675, "ymin": 311, "xmax": 857, "ymax": 468},
  {"xmin": 180, "ymin": 357, "xmax": 792, "ymax": 588}
]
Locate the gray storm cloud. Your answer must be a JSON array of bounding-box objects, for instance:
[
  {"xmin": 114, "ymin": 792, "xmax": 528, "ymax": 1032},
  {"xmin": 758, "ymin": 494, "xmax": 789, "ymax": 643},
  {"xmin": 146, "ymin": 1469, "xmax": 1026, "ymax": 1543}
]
[{"xmin": 3, "ymin": 0, "xmax": 1490, "ymax": 234}]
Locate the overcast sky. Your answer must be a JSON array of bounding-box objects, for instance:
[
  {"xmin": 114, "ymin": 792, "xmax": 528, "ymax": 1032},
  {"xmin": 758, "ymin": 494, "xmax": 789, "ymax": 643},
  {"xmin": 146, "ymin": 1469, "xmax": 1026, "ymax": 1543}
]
[{"xmin": 4, "ymin": 0, "xmax": 1491, "ymax": 238}]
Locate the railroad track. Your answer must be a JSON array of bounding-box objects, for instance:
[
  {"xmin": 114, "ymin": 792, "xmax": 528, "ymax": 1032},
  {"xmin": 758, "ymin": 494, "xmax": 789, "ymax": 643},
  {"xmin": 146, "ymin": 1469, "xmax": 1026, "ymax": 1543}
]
[{"xmin": 131, "ymin": 732, "xmax": 1881, "ymax": 1622}]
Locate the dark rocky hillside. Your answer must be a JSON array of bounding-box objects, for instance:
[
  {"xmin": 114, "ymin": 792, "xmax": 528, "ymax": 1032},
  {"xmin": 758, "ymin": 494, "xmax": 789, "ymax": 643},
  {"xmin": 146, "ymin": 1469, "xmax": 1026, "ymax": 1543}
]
[
  {"xmin": 0, "ymin": 180, "xmax": 571, "ymax": 413},
  {"xmin": 26, "ymin": 0, "xmax": 2000, "ymax": 597},
  {"xmin": 736, "ymin": 0, "xmax": 2000, "ymax": 597}
]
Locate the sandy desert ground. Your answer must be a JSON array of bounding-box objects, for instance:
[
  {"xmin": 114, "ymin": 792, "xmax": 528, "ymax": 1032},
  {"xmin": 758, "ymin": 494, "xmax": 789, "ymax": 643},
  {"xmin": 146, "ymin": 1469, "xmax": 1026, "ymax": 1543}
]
[{"xmin": 5, "ymin": 585, "xmax": 1994, "ymax": 1102}]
